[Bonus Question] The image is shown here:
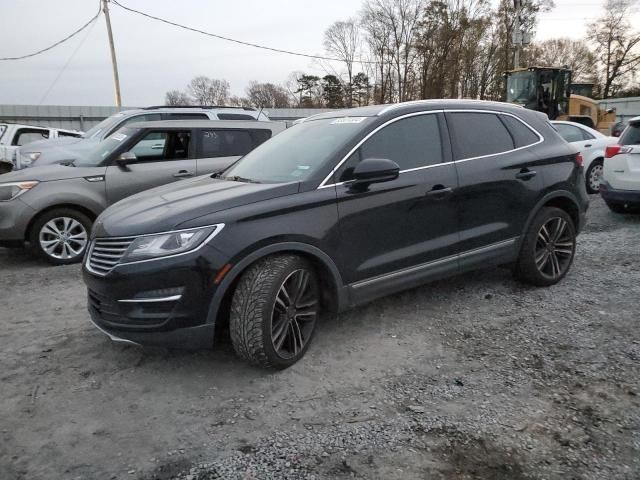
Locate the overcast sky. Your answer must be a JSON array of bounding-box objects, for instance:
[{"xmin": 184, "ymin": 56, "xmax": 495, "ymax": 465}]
[{"xmin": 0, "ymin": 0, "xmax": 632, "ymax": 106}]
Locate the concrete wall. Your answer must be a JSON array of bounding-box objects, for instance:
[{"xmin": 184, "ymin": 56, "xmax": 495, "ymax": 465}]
[{"xmin": 0, "ymin": 105, "xmax": 336, "ymax": 132}]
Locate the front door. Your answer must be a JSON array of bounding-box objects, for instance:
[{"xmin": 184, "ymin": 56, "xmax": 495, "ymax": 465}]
[
  {"xmin": 333, "ymin": 112, "xmax": 460, "ymax": 303},
  {"xmin": 105, "ymin": 129, "xmax": 196, "ymax": 204}
]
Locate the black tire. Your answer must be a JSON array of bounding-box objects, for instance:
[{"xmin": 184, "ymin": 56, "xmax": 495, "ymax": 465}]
[
  {"xmin": 229, "ymin": 254, "xmax": 320, "ymax": 369},
  {"xmin": 513, "ymin": 207, "xmax": 576, "ymax": 287},
  {"xmin": 585, "ymin": 159, "xmax": 603, "ymax": 194},
  {"xmin": 29, "ymin": 208, "xmax": 92, "ymax": 265}
]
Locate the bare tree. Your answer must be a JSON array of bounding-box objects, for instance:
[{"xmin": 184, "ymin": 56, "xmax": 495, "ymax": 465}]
[
  {"xmin": 530, "ymin": 38, "xmax": 598, "ymax": 83},
  {"xmin": 245, "ymin": 81, "xmax": 291, "ymax": 108},
  {"xmin": 164, "ymin": 89, "xmax": 191, "ymax": 106},
  {"xmin": 324, "ymin": 19, "xmax": 361, "ymax": 106},
  {"xmin": 588, "ymin": 0, "xmax": 640, "ymax": 98},
  {"xmin": 187, "ymin": 76, "xmax": 230, "ymax": 105}
]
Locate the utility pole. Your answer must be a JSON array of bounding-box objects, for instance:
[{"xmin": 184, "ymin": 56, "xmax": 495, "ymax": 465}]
[
  {"xmin": 102, "ymin": 0, "xmax": 122, "ymax": 107},
  {"xmin": 513, "ymin": 0, "xmax": 521, "ymax": 69}
]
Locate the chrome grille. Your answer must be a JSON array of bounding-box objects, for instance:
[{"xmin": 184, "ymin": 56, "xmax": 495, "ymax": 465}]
[{"xmin": 86, "ymin": 236, "xmax": 135, "ymax": 275}]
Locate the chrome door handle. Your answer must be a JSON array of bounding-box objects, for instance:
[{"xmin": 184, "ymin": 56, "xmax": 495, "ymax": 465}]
[
  {"xmin": 515, "ymin": 169, "xmax": 537, "ymax": 181},
  {"xmin": 173, "ymin": 170, "xmax": 193, "ymax": 178}
]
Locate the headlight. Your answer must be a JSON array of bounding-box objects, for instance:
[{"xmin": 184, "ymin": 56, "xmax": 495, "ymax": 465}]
[
  {"xmin": 20, "ymin": 152, "xmax": 41, "ymax": 166},
  {"xmin": 0, "ymin": 181, "xmax": 39, "ymax": 201},
  {"xmin": 119, "ymin": 224, "xmax": 224, "ymax": 263}
]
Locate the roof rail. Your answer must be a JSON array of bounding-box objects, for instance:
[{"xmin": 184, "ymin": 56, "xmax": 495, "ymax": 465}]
[{"xmin": 143, "ymin": 105, "xmax": 257, "ymax": 111}]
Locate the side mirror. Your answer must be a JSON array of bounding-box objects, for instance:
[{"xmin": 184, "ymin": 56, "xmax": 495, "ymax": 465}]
[
  {"xmin": 116, "ymin": 151, "xmax": 137, "ymax": 169},
  {"xmin": 351, "ymin": 158, "xmax": 400, "ymax": 188}
]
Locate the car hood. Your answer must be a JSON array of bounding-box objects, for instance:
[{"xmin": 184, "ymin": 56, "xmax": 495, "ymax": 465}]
[
  {"xmin": 0, "ymin": 164, "xmax": 105, "ymax": 182},
  {"xmin": 94, "ymin": 175, "xmax": 301, "ymax": 237},
  {"xmin": 21, "ymin": 137, "xmax": 99, "ymax": 165}
]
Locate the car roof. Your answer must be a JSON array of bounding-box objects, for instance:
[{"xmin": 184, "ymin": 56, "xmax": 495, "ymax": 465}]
[
  {"xmin": 121, "ymin": 120, "xmax": 284, "ymax": 130},
  {"xmin": 551, "ymin": 120, "xmax": 605, "ymax": 137},
  {"xmin": 302, "ymin": 99, "xmax": 531, "ymax": 122}
]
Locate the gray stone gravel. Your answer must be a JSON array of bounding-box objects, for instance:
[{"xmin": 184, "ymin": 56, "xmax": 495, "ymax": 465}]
[{"xmin": 1, "ymin": 196, "xmax": 639, "ymax": 480}]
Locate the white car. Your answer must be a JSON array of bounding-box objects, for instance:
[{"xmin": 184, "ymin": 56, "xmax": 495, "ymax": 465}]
[
  {"xmin": 0, "ymin": 123, "xmax": 82, "ymax": 173},
  {"xmin": 551, "ymin": 120, "xmax": 617, "ymax": 194},
  {"xmin": 600, "ymin": 116, "xmax": 640, "ymax": 213}
]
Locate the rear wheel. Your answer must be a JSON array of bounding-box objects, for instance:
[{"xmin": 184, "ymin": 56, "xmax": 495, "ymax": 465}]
[
  {"xmin": 30, "ymin": 208, "xmax": 92, "ymax": 265},
  {"xmin": 514, "ymin": 207, "xmax": 576, "ymax": 286},
  {"xmin": 229, "ymin": 254, "xmax": 320, "ymax": 369},
  {"xmin": 585, "ymin": 159, "xmax": 603, "ymax": 194}
]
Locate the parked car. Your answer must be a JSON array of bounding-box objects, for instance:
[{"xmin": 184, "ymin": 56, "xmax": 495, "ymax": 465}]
[
  {"xmin": 15, "ymin": 106, "xmax": 270, "ymax": 170},
  {"xmin": 551, "ymin": 120, "xmax": 617, "ymax": 194},
  {"xmin": 610, "ymin": 120, "xmax": 627, "ymax": 138},
  {"xmin": 0, "ymin": 123, "xmax": 82, "ymax": 173},
  {"xmin": 82, "ymin": 100, "xmax": 588, "ymax": 369},
  {"xmin": 600, "ymin": 115, "xmax": 640, "ymax": 213},
  {"xmin": 0, "ymin": 120, "xmax": 284, "ymax": 264}
]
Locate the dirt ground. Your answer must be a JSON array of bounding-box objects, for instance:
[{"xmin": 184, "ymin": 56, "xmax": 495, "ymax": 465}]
[{"xmin": 1, "ymin": 195, "xmax": 639, "ymax": 480}]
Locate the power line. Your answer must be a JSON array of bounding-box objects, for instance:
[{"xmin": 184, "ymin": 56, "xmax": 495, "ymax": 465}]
[
  {"xmin": 111, "ymin": 0, "xmax": 378, "ymax": 65},
  {"xmin": 38, "ymin": 15, "xmax": 99, "ymax": 105},
  {"xmin": 0, "ymin": 1, "xmax": 101, "ymax": 61}
]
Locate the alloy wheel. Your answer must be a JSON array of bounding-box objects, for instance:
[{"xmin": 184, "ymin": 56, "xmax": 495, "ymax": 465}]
[
  {"xmin": 534, "ymin": 217, "xmax": 574, "ymax": 279},
  {"xmin": 588, "ymin": 164, "xmax": 603, "ymax": 192},
  {"xmin": 39, "ymin": 217, "xmax": 88, "ymax": 261},
  {"xmin": 270, "ymin": 269, "xmax": 318, "ymax": 359}
]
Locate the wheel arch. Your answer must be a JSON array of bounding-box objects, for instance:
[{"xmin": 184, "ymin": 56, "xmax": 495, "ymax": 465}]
[
  {"xmin": 25, "ymin": 203, "xmax": 98, "ymax": 242},
  {"xmin": 205, "ymin": 242, "xmax": 347, "ymax": 336}
]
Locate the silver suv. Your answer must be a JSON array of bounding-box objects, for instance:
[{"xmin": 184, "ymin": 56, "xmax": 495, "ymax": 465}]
[
  {"xmin": 0, "ymin": 120, "xmax": 284, "ymax": 264},
  {"xmin": 16, "ymin": 106, "xmax": 270, "ymax": 169}
]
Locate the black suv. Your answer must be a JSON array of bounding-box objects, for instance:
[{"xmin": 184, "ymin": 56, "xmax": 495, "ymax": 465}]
[{"xmin": 83, "ymin": 100, "xmax": 588, "ymax": 368}]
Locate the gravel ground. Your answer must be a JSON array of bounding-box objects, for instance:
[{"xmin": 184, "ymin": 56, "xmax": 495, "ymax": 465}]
[{"xmin": 1, "ymin": 195, "xmax": 639, "ymax": 480}]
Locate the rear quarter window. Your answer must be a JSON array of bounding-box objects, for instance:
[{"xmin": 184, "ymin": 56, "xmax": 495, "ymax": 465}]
[
  {"xmin": 500, "ymin": 115, "xmax": 540, "ymax": 148},
  {"xmin": 620, "ymin": 123, "xmax": 640, "ymax": 145},
  {"xmin": 217, "ymin": 113, "xmax": 257, "ymax": 121}
]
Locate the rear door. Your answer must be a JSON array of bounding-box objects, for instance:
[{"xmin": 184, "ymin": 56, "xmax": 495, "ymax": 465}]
[
  {"xmin": 610, "ymin": 121, "xmax": 640, "ymax": 190},
  {"xmin": 104, "ymin": 129, "xmax": 196, "ymax": 204},
  {"xmin": 333, "ymin": 112, "xmax": 460, "ymax": 300},
  {"xmin": 195, "ymin": 128, "xmax": 272, "ymax": 175},
  {"xmin": 446, "ymin": 110, "xmax": 543, "ymax": 259}
]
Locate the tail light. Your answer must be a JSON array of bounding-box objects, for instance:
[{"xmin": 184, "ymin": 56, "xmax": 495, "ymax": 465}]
[
  {"xmin": 605, "ymin": 145, "xmax": 632, "ymax": 158},
  {"xmin": 575, "ymin": 153, "xmax": 583, "ymax": 167}
]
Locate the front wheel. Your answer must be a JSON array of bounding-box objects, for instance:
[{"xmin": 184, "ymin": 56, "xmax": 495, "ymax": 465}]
[
  {"xmin": 513, "ymin": 207, "xmax": 576, "ymax": 286},
  {"xmin": 30, "ymin": 208, "xmax": 92, "ymax": 265},
  {"xmin": 585, "ymin": 160, "xmax": 603, "ymax": 194},
  {"xmin": 229, "ymin": 254, "xmax": 320, "ymax": 369}
]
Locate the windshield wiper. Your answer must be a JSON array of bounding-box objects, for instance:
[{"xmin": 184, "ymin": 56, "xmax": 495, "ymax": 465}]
[{"xmin": 223, "ymin": 175, "xmax": 261, "ymax": 184}]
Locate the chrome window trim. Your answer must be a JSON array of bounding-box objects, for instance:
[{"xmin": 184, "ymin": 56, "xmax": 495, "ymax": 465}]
[
  {"xmin": 445, "ymin": 109, "xmax": 544, "ymax": 163},
  {"xmin": 318, "ymin": 110, "xmax": 445, "ymax": 189},
  {"xmin": 85, "ymin": 223, "xmax": 225, "ymax": 276},
  {"xmin": 318, "ymin": 108, "xmax": 544, "ymax": 189}
]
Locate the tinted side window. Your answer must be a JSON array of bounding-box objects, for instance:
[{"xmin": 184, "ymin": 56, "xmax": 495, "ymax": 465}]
[
  {"xmin": 620, "ymin": 123, "xmax": 640, "ymax": 145},
  {"xmin": 250, "ymin": 129, "xmax": 272, "ymax": 147},
  {"xmin": 217, "ymin": 113, "xmax": 256, "ymax": 121},
  {"xmin": 164, "ymin": 113, "xmax": 209, "ymax": 120},
  {"xmin": 199, "ymin": 130, "xmax": 257, "ymax": 158},
  {"xmin": 555, "ymin": 123, "xmax": 586, "ymax": 143},
  {"xmin": 336, "ymin": 114, "xmax": 443, "ymax": 182},
  {"xmin": 448, "ymin": 113, "xmax": 514, "ymax": 159},
  {"xmin": 58, "ymin": 131, "xmax": 81, "ymax": 138},
  {"xmin": 500, "ymin": 115, "xmax": 539, "ymax": 148}
]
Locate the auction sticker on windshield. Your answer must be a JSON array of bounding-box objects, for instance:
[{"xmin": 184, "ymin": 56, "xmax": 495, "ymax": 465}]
[
  {"xmin": 331, "ymin": 117, "xmax": 367, "ymax": 124},
  {"xmin": 111, "ymin": 133, "xmax": 127, "ymax": 142}
]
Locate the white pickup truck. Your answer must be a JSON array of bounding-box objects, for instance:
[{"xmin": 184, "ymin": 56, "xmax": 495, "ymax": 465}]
[{"xmin": 0, "ymin": 123, "xmax": 82, "ymax": 173}]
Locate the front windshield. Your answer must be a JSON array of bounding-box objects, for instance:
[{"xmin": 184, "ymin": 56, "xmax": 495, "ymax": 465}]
[
  {"xmin": 82, "ymin": 114, "xmax": 124, "ymax": 139},
  {"xmin": 75, "ymin": 127, "xmax": 137, "ymax": 167},
  {"xmin": 223, "ymin": 117, "xmax": 371, "ymax": 183},
  {"xmin": 506, "ymin": 71, "xmax": 537, "ymax": 105}
]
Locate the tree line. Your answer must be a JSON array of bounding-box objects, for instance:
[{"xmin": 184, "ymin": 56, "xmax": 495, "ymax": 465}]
[{"xmin": 166, "ymin": 0, "xmax": 640, "ymax": 108}]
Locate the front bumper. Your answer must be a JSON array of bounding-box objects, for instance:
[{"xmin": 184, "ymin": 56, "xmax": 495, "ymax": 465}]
[
  {"xmin": 0, "ymin": 197, "xmax": 36, "ymax": 244},
  {"xmin": 600, "ymin": 181, "xmax": 640, "ymax": 205},
  {"xmin": 82, "ymin": 244, "xmax": 229, "ymax": 349}
]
